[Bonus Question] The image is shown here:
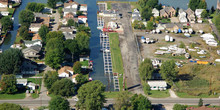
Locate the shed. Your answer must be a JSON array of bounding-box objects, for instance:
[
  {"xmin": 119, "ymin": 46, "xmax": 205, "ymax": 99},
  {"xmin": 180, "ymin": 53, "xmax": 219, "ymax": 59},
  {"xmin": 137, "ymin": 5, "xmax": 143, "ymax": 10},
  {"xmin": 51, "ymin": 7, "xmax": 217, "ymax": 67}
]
[{"xmin": 147, "ymin": 80, "xmax": 167, "ymax": 90}]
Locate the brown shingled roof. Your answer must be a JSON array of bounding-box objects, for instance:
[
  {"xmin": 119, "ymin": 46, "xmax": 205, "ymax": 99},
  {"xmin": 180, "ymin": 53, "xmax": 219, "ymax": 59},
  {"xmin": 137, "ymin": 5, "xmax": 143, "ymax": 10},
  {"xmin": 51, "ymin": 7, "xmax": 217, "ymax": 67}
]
[{"xmin": 58, "ymin": 66, "xmax": 73, "ymax": 75}]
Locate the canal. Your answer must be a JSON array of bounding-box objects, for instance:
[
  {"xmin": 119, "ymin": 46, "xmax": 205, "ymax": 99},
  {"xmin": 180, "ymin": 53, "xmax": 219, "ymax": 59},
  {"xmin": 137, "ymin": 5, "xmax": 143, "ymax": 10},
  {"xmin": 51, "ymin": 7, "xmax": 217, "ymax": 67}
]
[{"xmin": 0, "ymin": 0, "xmax": 217, "ymax": 91}]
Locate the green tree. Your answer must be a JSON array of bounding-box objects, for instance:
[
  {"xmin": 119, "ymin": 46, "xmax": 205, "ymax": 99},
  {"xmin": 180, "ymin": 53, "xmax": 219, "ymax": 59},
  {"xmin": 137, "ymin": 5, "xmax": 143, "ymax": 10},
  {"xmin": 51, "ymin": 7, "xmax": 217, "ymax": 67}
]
[
  {"xmin": 115, "ymin": 91, "xmax": 131, "ymax": 110},
  {"xmin": 75, "ymin": 74, "xmax": 88, "ymax": 85},
  {"xmin": 60, "ymin": 0, "xmax": 67, "ymax": 3},
  {"xmin": 0, "ymin": 48, "xmax": 24, "ymax": 75},
  {"xmin": 49, "ymin": 79, "xmax": 75, "ymax": 97},
  {"xmin": 188, "ymin": 0, "xmax": 200, "ymax": 11},
  {"xmin": 46, "ymin": 31, "xmax": 65, "ymax": 42},
  {"xmin": 210, "ymin": 6, "xmax": 215, "ymax": 14},
  {"xmin": 73, "ymin": 61, "xmax": 82, "ymax": 74},
  {"xmin": 139, "ymin": 58, "xmax": 154, "ymax": 81},
  {"xmin": 146, "ymin": 0, "xmax": 158, "ymax": 8},
  {"xmin": 77, "ymin": 25, "xmax": 91, "ymax": 35},
  {"xmin": 1, "ymin": 16, "xmax": 13, "ymax": 32},
  {"xmin": 75, "ymin": 31, "xmax": 90, "ymax": 55},
  {"xmin": 130, "ymin": 94, "xmax": 152, "ymax": 110},
  {"xmin": 77, "ymin": 11, "xmax": 83, "ymax": 16},
  {"xmin": 64, "ymin": 39, "xmax": 79, "ymax": 62},
  {"xmin": 26, "ymin": 3, "xmax": 45, "ymax": 12},
  {"xmin": 198, "ymin": 0, "xmax": 207, "ymax": 9},
  {"xmin": 213, "ymin": 14, "xmax": 220, "ymax": 33},
  {"xmin": 44, "ymin": 71, "xmax": 59, "ymax": 89},
  {"xmin": 0, "ymin": 74, "xmax": 17, "ymax": 94},
  {"xmin": 49, "ymin": 96, "xmax": 70, "ymax": 110},
  {"xmin": 198, "ymin": 98, "xmax": 203, "ymax": 107},
  {"xmin": 173, "ymin": 104, "xmax": 187, "ymax": 110},
  {"xmin": 19, "ymin": 10, "xmax": 35, "ymax": 27},
  {"xmin": 138, "ymin": 0, "xmax": 148, "ymax": 8},
  {"xmin": 146, "ymin": 21, "xmax": 154, "ymax": 30},
  {"xmin": 76, "ymin": 80, "xmax": 106, "ymax": 110},
  {"xmin": 35, "ymin": 3, "xmax": 45, "ymax": 12},
  {"xmin": 132, "ymin": 20, "xmax": 146, "ymax": 30},
  {"xmin": 47, "ymin": 0, "xmax": 57, "ymax": 9},
  {"xmin": 201, "ymin": 10, "xmax": 208, "ymax": 18},
  {"xmin": 141, "ymin": 6, "xmax": 153, "ymax": 21},
  {"xmin": 67, "ymin": 19, "xmax": 77, "ymax": 27},
  {"xmin": 143, "ymin": 83, "xmax": 151, "ymax": 95},
  {"xmin": 160, "ymin": 60, "xmax": 178, "ymax": 85},
  {"xmin": 0, "ymin": 103, "xmax": 22, "ymax": 110},
  {"xmin": 39, "ymin": 25, "xmax": 49, "ymax": 44},
  {"xmin": 19, "ymin": 26, "xmax": 29, "ymax": 40}
]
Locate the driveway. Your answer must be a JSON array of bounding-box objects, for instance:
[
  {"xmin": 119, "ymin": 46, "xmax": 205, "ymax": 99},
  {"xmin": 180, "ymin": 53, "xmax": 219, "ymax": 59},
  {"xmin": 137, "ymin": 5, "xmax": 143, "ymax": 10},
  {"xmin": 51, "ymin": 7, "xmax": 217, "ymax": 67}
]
[{"xmin": 52, "ymin": 10, "xmax": 60, "ymax": 31}]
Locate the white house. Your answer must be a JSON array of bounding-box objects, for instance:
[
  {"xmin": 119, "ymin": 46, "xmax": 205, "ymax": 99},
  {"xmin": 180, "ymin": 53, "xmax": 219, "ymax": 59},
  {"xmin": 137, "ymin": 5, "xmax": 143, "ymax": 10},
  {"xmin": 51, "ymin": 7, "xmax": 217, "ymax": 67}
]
[
  {"xmin": 27, "ymin": 82, "xmax": 36, "ymax": 90},
  {"xmin": 0, "ymin": 0, "xmax": 8, "ymax": 8},
  {"xmin": 24, "ymin": 40, "xmax": 42, "ymax": 48},
  {"xmin": 58, "ymin": 66, "xmax": 74, "ymax": 77},
  {"xmin": 147, "ymin": 80, "xmax": 167, "ymax": 90},
  {"xmin": 79, "ymin": 4, "xmax": 87, "ymax": 12},
  {"xmin": 72, "ymin": 74, "xmax": 79, "ymax": 83},
  {"xmin": 0, "ymin": 11, "xmax": 9, "ymax": 16},
  {"xmin": 29, "ymin": 23, "xmax": 42, "ymax": 32},
  {"xmin": 152, "ymin": 8, "xmax": 159, "ymax": 17},
  {"xmin": 78, "ymin": 15, "xmax": 87, "ymax": 24},
  {"xmin": 178, "ymin": 9, "xmax": 187, "ymax": 23},
  {"xmin": 195, "ymin": 9, "xmax": 204, "ymax": 18},
  {"xmin": 17, "ymin": 79, "xmax": 27, "ymax": 86},
  {"xmin": 64, "ymin": 1, "xmax": 79, "ymax": 9},
  {"xmin": 63, "ymin": 8, "xmax": 77, "ymax": 17}
]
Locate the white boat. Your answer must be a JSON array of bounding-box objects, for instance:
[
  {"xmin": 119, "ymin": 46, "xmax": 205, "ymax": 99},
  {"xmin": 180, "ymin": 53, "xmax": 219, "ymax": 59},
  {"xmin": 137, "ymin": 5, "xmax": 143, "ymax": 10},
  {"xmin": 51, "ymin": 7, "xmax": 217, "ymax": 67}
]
[{"xmin": 184, "ymin": 33, "xmax": 191, "ymax": 37}]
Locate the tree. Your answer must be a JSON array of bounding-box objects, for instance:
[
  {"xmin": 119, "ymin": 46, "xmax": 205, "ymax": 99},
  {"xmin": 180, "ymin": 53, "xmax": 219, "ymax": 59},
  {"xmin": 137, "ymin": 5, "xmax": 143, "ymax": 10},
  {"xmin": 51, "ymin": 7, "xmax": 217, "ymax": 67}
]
[
  {"xmin": 60, "ymin": 0, "xmax": 67, "ymax": 3},
  {"xmin": 139, "ymin": 58, "xmax": 154, "ymax": 81},
  {"xmin": 188, "ymin": 0, "xmax": 200, "ymax": 11},
  {"xmin": 19, "ymin": 26, "xmax": 29, "ymax": 40},
  {"xmin": 201, "ymin": 10, "xmax": 208, "ymax": 18},
  {"xmin": 75, "ymin": 74, "xmax": 88, "ymax": 85},
  {"xmin": 64, "ymin": 39, "xmax": 79, "ymax": 62},
  {"xmin": 19, "ymin": 10, "xmax": 35, "ymax": 27},
  {"xmin": 115, "ymin": 91, "xmax": 131, "ymax": 110},
  {"xmin": 160, "ymin": 60, "xmax": 178, "ymax": 85},
  {"xmin": 39, "ymin": 25, "xmax": 49, "ymax": 43},
  {"xmin": 75, "ymin": 31, "xmax": 90, "ymax": 55},
  {"xmin": 49, "ymin": 96, "xmax": 70, "ymax": 110},
  {"xmin": 73, "ymin": 61, "xmax": 82, "ymax": 74},
  {"xmin": 1, "ymin": 16, "xmax": 13, "ymax": 32},
  {"xmin": 77, "ymin": 25, "xmax": 91, "ymax": 35},
  {"xmin": 138, "ymin": 0, "xmax": 148, "ymax": 8},
  {"xmin": 46, "ymin": 31, "xmax": 65, "ymax": 43},
  {"xmin": 0, "ymin": 48, "xmax": 24, "ymax": 75},
  {"xmin": 198, "ymin": 0, "xmax": 207, "ymax": 9},
  {"xmin": 49, "ymin": 79, "xmax": 75, "ymax": 97},
  {"xmin": 76, "ymin": 80, "xmax": 106, "ymax": 110},
  {"xmin": 47, "ymin": 0, "xmax": 57, "ymax": 9},
  {"xmin": 26, "ymin": 3, "xmax": 45, "ymax": 12},
  {"xmin": 210, "ymin": 6, "xmax": 215, "ymax": 14},
  {"xmin": 173, "ymin": 104, "xmax": 187, "ymax": 110},
  {"xmin": 77, "ymin": 11, "xmax": 83, "ymax": 16},
  {"xmin": 67, "ymin": 19, "xmax": 77, "ymax": 27},
  {"xmin": 175, "ymin": 7, "xmax": 180, "ymax": 17},
  {"xmin": 44, "ymin": 71, "xmax": 59, "ymax": 89},
  {"xmin": 143, "ymin": 83, "xmax": 151, "ymax": 95},
  {"xmin": 130, "ymin": 94, "xmax": 152, "ymax": 110},
  {"xmin": 0, "ymin": 103, "xmax": 22, "ymax": 110},
  {"xmin": 146, "ymin": 0, "xmax": 158, "ymax": 8},
  {"xmin": 0, "ymin": 74, "xmax": 17, "ymax": 94},
  {"xmin": 198, "ymin": 98, "xmax": 203, "ymax": 107},
  {"xmin": 146, "ymin": 21, "xmax": 154, "ymax": 30},
  {"xmin": 132, "ymin": 20, "xmax": 146, "ymax": 30},
  {"xmin": 141, "ymin": 6, "xmax": 153, "ymax": 21}
]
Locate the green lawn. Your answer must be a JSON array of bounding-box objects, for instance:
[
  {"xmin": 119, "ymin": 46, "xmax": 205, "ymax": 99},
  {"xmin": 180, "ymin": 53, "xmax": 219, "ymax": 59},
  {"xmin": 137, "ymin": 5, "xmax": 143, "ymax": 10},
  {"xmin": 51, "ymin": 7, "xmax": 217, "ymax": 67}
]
[
  {"xmin": 148, "ymin": 90, "xmax": 170, "ymax": 98},
  {"xmin": 176, "ymin": 92, "xmax": 219, "ymax": 98},
  {"xmin": 8, "ymin": 8, "xmax": 15, "ymax": 18},
  {"xmin": 109, "ymin": 33, "xmax": 125, "ymax": 91},
  {"xmin": 103, "ymin": 91, "xmax": 133, "ymax": 98},
  {"xmin": 0, "ymin": 93, "xmax": 26, "ymax": 99},
  {"xmin": 14, "ymin": 36, "xmax": 23, "ymax": 44},
  {"xmin": 80, "ymin": 60, "xmax": 89, "ymax": 66},
  {"xmin": 12, "ymin": 3, "xmax": 20, "ymax": 7}
]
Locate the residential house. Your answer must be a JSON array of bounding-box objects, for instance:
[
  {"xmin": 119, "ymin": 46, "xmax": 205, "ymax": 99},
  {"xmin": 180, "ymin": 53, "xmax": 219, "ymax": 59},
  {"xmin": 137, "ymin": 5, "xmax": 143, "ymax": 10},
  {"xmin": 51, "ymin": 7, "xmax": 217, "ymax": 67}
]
[
  {"xmin": 163, "ymin": 23, "xmax": 183, "ymax": 31},
  {"xmin": 64, "ymin": 1, "xmax": 79, "ymax": 9},
  {"xmin": 78, "ymin": 15, "xmax": 87, "ymax": 24},
  {"xmin": 178, "ymin": 9, "xmax": 187, "ymax": 23},
  {"xmin": 59, "ymin": 26, "xmax": 76, "ymax": 40},
  {"xmin": 34, "ymin": 13, "xmax": 50, "ymax": 27},
  {"xmin": 58, "ymin": 66, "xmax": 74, "ymax": 77},
  {"xmin": 10, "ymin": 0, "xmax": 21, "ymax": 3},
  {"xmin": 64, "ymin": 13, "xmax": 75, "ymax": 19},
  {"xmin": 147, "ymin": 80, "xmax": 167, "ymax": 90},
  {"xmin": 27, "ymin": 82, "xmax": 37, "ymax": 90},
  {"xmin": 217, "ymin": 0, "xmax": 220, "ymax": 10},
  {"xmin": 0, "ymin": 11, "xmax": 9, "ymax": 16},
  {"xmin": 17, "ymin": 79, "xmax": 27, "ymax": 88},
  {"xmin": 72, "ymin": 74, "xmax": 79, "ymax": 83},
  {"xmin": 79, "ymin": 4, "xmax": 87, "ymax": 15},
  {"xmin": 29, "ymin": 23, "xmax": 42, "ymax": 32},
  {"xmin": 152, "ymin": 8, "xmax": 159, "ymax": 17},
  {"xmin": 186, "ymin": 106, "xmax": 219, "ymax": 110},
  {"xmin": 160, "ymin": 6, "xmax": 176, "ymax": 18},
  {"xmin": 32, "ymin": 33, "xmax": 42, "ymax": 41},
  {"xmin": 0, "ymin": 0, "xmax": 8, "ymax": 8},
  {"xmin": 64, "ymin": 8, "xmax": 77, "ymax": 17},
  {"xmin": 24, "ymin": 39, "xmax": 42, "ymax": 47},
  {"xmin": 185, "ymin": 8, "xmax": 196, "ymax": 23},
  {"xmin": 97, "ymin": 2, "xmax": 107, "ymax": 12},
  {"xmin": 195, "ymin": 9, "xmax": 204, "ymax": 18},
  {"xmin": 22, "ymin": 45, "xmax": 41, "ymax": 59},
  {"xmin": 132, "ymin": 9, "xmax": 141, "ymax": 22},
  {"xmin": 21, "ymin": 59, "xmax": 39, "ymax": 75}
]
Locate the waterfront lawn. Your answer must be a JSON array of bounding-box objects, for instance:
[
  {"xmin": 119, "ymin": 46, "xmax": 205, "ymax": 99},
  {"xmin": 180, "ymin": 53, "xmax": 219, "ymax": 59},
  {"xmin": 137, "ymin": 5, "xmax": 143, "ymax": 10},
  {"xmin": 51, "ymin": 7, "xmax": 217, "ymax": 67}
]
[
  {"xmin": 148, "ymin": 90, "xmax": 170, "ymax": 98},
  {"xmin": 109, "ymin": 33, "xmax": 125, "ymax": 90},
  {"xmin": 0, "ymin": 92, "xmax": 26, "ymax": 99},
  {"xmin": 8, "ymin": 8, "xmax": 15, "ymax": 18},
  {"xmin": 80, "ymin": 60, "xmax": 89, "ymax": 66},
  {"xmin": 14, "ymin": 36, "xmax": 23, "ymax": 44}
]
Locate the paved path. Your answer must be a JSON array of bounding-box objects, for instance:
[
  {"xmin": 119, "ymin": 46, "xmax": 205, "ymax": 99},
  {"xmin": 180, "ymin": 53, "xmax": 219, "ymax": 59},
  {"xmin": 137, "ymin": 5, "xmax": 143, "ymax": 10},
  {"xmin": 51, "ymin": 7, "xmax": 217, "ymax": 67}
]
[
  {"xmin": 36, "ymin": 75, "xmax": 51, "ymax": 101},
  {"xmin": 169, "ymin": 89, "xmax": 178, "ymax": 98},
  {"xmin": 52, "ymin": 10, "xmax": 60, "ymax": 31}
]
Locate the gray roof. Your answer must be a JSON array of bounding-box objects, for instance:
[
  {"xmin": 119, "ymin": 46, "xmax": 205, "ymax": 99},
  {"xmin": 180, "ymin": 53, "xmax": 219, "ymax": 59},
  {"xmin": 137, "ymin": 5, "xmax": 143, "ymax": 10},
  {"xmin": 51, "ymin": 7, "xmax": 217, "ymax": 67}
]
[
  {"xmin": 164, "ymin": 6, "xmax": 174, "ymax": 13},
  {"xmin": 59, "ymin": 26, "xmax": 76, "ymax": 33},
  {"xmin": 64, "ymin": 8, "xmax": 77, "ymax": 12},
  {"xmin": 160, "ymin": 9, "xmax": 167, "ymax": 15},
  {"xmin": 22, "ymin": 45, "xmax": 41, "ymax": 53},
  {"xmin": 30, "ymin": 23, "xmax": 42, "ymax": 28},
  {"xmin": 34, "ymin": 13, "xmax": 49, "ymax": 17},
  {"xmin": 63, "ymin": 32, "xmax": 76, "ymax": 40},
  {"xmin": 185, "ymin": 8, "xmax": 194, "ymax": 15},
  {"xmin": 24, "ymin": 40, "xmax": 41, "ymax": 45}
]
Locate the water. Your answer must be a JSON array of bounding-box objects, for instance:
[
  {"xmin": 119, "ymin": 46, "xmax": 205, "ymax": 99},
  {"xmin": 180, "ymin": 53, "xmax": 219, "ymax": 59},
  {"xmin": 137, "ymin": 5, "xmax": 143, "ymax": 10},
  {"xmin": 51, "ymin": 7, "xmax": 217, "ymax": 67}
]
[{"xmin": 0, "ymin": 0, "xmax": 217, "ymax": 91}]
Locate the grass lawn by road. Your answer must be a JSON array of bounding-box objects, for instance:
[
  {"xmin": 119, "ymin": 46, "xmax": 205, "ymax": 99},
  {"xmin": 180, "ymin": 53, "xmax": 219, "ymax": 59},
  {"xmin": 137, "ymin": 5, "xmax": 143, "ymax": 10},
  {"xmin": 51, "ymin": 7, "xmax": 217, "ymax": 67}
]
[
  {"xmin": 0, "ymin": 92, "xmax": 26, "ymax": 99},
  {"xmin": 148, "ymin": 90, "xmax": 170, "ymax": 98},
  {"xmin": 103, "ymin": 91, "xmax": 133, "ymax": 98},
  {"xmin": 109, "ymin": 33, "xmax": 125, "ymax": 90},
  {"xmin": 176, "ymin": 92, "xmax": 219, "ymax": 98}
]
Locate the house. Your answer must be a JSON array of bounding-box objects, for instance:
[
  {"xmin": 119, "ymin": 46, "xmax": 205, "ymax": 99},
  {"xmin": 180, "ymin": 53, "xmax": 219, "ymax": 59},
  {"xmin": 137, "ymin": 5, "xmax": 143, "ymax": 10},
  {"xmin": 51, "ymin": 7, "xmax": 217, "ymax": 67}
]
[
  {"xmin": 10, "ymin": 0, "xmax": 21, "ymax": 3},
  {"xmin": 21, "ymin": 59, "xmax": 39, "ymax": 75},
  {"xmin": 17, "ymin": 79, "xmax": 27, "ymax": 87},
  {"xmin": 160, "ymin": 6, "xmax": 176, "ymax": 18},
  {"xmin": 217, "ymin": 0, "xmax": 220, "ymax": 10},
  {"xmin": 24, "ymin": 39, "xmax": 42, "ymax": 48},
  {"xmin": 163, "ymin": 23, "xmax": 183, "ymax": 31},
  {"xmin": 185, "ymin": 8, "xmax": 196, "ymax": 23},
  {"xmin": 64, "ymin": 13, "xmax": 75, "ymax": 19},
  {"xmin": 34, "ymin": 13, "xmax": 50, "ymax": 27},
  {"xmin": 64, "ymin": 8, "xmax": 77, "ymax": 17},
  {"xmin": 186, "ymin": 106, "xmax": 219, "ymax": 110},
  {"xmin": 32, "ymin": 33, "xmax": 42, "ymax": 41},
  {"xmin": 78, "ymin": 15, "xmax": 87, "ymax": 24},
  {"xmin": 0, "ymin": 0, "xmax": 8, "ymax": 8},
  {"xmin": 97, "ymin": 2, "xmax": 107, "ymax": 11},
  {"xmin": 64, "ymin": 1, "xmax": 79, "ymax": 9},
  {"xmin": 58, "ymin": 66, "xmax": 74, "ymax": 77},
  {"xmin": 152, "ymin": 8, "xmax": 159, "ymax": 17},
  {"xmin": 195, "ymin": 9, "xmax": 204, "ymax": 18},
  {"xmin": 79, "ymin": 4, "xmax": 87, "ymax": 12},
  {"xmin": 29, "ymin": 23, "xmax": 42, "ymax": 32},
  {"xmin": 0, "ymin": 11, "xmax": 9, "ymax": 16},
  {"xmin": 22, "ymin": 45, "xmax": 41, "ymax": 59},
  {"xmin": 72, "ymin": 74, "xmax": 79, "ymax": 83},
  {"xmin": 178, "ymin": 9, "xmax": 187, "ymax": 23},
  {"xmin": 27, "ymin": 82, "xmax": 37, "ymax": 90},
  {"xmin": 147, "ymin": 80, "xmax": 167, "ymax": 90},
  {"xmin": 59, "ymin": 26, "xmax": 76, "ymax": 40}
]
